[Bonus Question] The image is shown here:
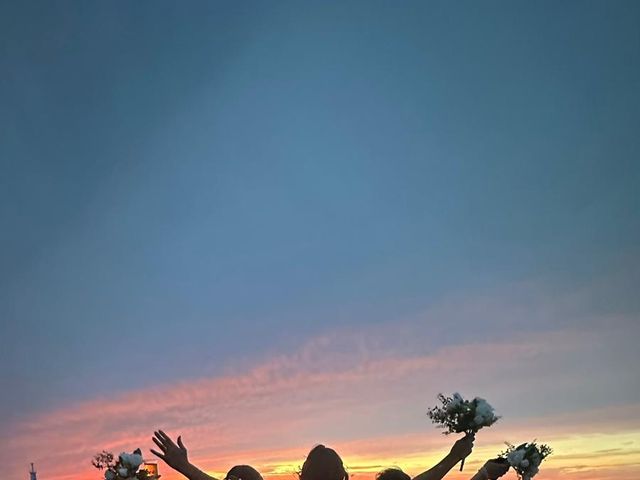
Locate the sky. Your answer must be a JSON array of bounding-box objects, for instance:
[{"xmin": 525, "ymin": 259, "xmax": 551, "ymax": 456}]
[{"xmin": 1, "ymin": 1, "xmax": 639, "ymax": 480}]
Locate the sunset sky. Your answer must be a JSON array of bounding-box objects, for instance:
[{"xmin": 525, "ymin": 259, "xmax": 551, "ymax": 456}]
[{"xmin": 1, "ymin": 2, "xmax": 639, "ymax": 480}]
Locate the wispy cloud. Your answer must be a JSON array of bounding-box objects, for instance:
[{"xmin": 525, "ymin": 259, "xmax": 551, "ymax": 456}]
[{"xmin": 3, "ymin": 315, "xmax": 639, "ymax": 480}]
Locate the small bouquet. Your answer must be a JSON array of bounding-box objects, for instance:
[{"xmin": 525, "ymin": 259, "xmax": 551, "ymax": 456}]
[
  {"xmin": 92, "ymin": 449, "xmax": 159, "ymax": 480},
  {"xmin": 427, "ymin": 393, "xmax": 500, "ymax": 470},
  {"xmin": 499, "ymin": 441, "xmax": 552, "ymax": 480}
]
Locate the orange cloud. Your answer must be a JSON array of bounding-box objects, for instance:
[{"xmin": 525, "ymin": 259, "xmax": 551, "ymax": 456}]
[{"xmin": 2, "ymin": 322, "xmax": 638, "ymax": 480}]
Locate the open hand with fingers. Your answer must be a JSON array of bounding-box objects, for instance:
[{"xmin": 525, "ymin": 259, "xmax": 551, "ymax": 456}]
[{"xmin": 151, "ymin": 430, "xmax": 190, "ymax": 474}]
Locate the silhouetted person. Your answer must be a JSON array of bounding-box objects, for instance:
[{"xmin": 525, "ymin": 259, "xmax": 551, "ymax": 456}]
[
  {"xmin": 151, "ymin": 430, "xmax": 263, "ymax": 480},
  {"xmin": 377, "ymin": 468, "xmax": 411, "ymax": 480},
  {"xmin": 299, "ymin": 445, "xmax": 348, "ymax": 480},
  {"xmin": 225, "ymin": 465, "xmax": 263, "ymax": 480}
]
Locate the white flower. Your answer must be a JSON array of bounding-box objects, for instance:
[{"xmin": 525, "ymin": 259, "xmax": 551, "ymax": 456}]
[
  {"xmin": 105, "ymin": 471, "xmax": 117, "ymax": 480},
  {"xmin": 507, "ymin": 449, "xmax": 526, "ymax": 466},
  {"xmin": 474, "ymin": 398, "xmax": 495, "ymax": 422},
  {"xmin": 118, "ymin": 467, "xmax": 129, "ymax": 477},
  {"xmin": 448, "ymin": 393, "xmax": 464, "ymax": 411},
  {"xmin": 118, "ymin": 451, "xmax": 143, "ymax": 470},
  {"xmin": 530, "ymin": 452, "xmax": 541, "ymax": 466},
  {"xmin": 520, "ymin": 459, "xmax": 530, "ymax": 468},
  {"xmin": 126, "ymin": 453, "xmax": 143, "ymax": 469}
]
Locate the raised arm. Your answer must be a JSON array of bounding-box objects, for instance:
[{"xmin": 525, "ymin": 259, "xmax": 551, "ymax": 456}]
[
  {"xmin": 411, "ymin": 434, "xmax": 474, "ymax": 480},
  {"xmin": 151, "ymin": 430, "xmax": 219, "ymax": 480}
]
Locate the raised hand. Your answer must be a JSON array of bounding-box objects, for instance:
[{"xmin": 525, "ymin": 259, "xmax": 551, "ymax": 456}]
[
  {"xmin": 411, "ymin": 433, "xmax": 476, "ymax": 480},
  {"xmin": 480, "ymin": 460, "xmax": 510, "ymax": 480},
  {"xmin": 470, "ymin": 460, "xmax": 510, "ymax": 480},
  {"xmin": 450, "ymin": 433, "xmax": 475, "ymax": 461},
  {"xmin": 151, "ymin": 430, "xmax": 190, "ymax": 473}
]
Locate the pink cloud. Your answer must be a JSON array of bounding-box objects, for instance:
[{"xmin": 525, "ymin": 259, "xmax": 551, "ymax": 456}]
[{"xmin": 2, "ymin": 321, "xmax": 639, "ymax": 480}]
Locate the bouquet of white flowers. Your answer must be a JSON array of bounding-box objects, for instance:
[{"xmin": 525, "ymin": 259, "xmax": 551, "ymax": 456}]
[
  {"xmin": 427, "ymin": 393, "xmax": 500, "ymax": 470},
  {"xmin": 92, "ymin": 449, "xmax": 159, "ymax": 480},
  {"xmin": 499, "ymin": 441, "xmax": 552, "ymax": 480}
]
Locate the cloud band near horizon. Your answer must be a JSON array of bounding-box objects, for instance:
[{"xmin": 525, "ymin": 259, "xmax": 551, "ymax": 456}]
[{"xmin": 2, "ymin": 284, "xmax": 639, "ymax": 480}]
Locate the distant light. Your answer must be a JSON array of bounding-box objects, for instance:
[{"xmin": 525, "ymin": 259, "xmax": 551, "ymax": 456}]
[{"xmin": 143, "ymin": 462, "xmax": 159, "ymax": 478}]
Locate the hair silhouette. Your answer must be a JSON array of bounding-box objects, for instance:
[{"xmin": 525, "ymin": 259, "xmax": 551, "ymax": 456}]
[
  {"xmin": 299, "ymin": 445, "xmax": 348, "ymax": 480},
  {"xmin": 226, "ymin": 465, "xmax": 263, "ymax": 480},
  {"xmin": 376, "ymin": 468, "xmax": 411, "ymax": 480}
]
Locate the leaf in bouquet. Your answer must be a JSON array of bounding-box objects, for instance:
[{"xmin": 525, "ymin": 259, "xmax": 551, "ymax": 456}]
[
  {"xmin": 498, "ymin": 442, "xmax": 514, "ymax": 458},
  {"xmin": 537, "ymin": 443, "xmax": 553, "ymax": 459},
  {"xmin": 92, "ymin": 451, "xmax": 115, "ymax": 470},
  {"xmin": 428, "ymin": 393, "xmax": 473, "ymax": 434}
]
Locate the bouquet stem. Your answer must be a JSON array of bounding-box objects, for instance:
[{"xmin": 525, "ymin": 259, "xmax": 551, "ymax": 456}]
[{"xmin": 460, "ymin": 458, "xmax": 465, "ymax": 471}]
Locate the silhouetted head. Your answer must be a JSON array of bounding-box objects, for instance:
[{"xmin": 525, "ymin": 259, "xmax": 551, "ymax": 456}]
[
  {"xmin": 299, "ymin": 445, "xmax": 348, "ymax": 480},
  {"xmin": 376, "ymin": 468, "xmax": 410, "ymax": 480},
  {"xmin": 225, "ymin": 465, "xmax": 263, "ymax": 480}
]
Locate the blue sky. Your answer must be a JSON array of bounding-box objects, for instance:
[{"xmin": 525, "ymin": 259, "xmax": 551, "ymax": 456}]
[{"xmin": 1, "ymin": 0, "xmax": 639, "ymax": 455}]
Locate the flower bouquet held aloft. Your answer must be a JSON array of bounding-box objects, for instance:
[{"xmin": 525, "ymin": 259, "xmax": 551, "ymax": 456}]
[
  {"xmin": 92, "ymin": 449, "xmax": 159, "ymax": 480},
  {"xmin": 499, "ymin": 441, "xmax": 552, "ymax": 480},
  {"xmin": 427, "ymin": 393, "xmax": 500, "ymax": 471}
]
